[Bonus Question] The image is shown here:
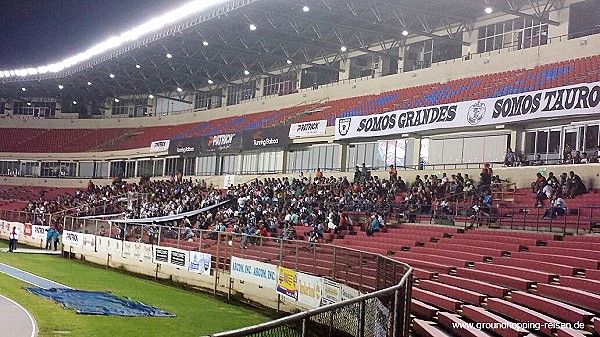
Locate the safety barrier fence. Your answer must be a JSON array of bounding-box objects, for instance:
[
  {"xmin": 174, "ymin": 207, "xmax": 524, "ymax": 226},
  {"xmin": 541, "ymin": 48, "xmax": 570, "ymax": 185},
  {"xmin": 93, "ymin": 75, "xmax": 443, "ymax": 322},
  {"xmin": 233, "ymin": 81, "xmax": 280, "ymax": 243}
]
[{"xmin": 51, "ymin": 216, "xmax": 414, "ymax": 337}]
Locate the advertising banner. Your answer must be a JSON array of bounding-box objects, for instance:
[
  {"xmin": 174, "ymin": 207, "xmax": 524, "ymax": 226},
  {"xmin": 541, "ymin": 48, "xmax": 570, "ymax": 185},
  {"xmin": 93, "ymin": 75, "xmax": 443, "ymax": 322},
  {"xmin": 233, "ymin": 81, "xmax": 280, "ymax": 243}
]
[
  {"xmin": 289, "ymin": 120, "xmax": 327, "ymax": 138},
  {"xmin": 335, "ymin": 81, "xmax": 600, "ymax": 140},
  {"xmin": 169, "ymin": 248, "xmax": 188, "ymax": 268},
  {"xmin": 188, "ymin": 251, "xmax": 212, "ymax": 275},
  {"xmin": 321, "ymin": 278, "xmax": 343, "ymax": 305},
  {"xmin": 132, "ymin": 242, "xmax": 144, "ymax": 259},
  {"xmin": 223, "ymin": 175, "xmax": 236, "ymax": 189},
  {"xmin": 230, "ymin": 256, "xmax": 277, "ymax": 288},
  {"xmin": 242, "ymin": 125, "xmax": 289, "ymax": 150},
  {"xmin": 122, "ymin": 241, "xmax": 133, "ymax": 257},
  {"xmin": 276, "ymin": 266, "xmax": 298, "ymax": 300},
  {"xmin": 82, "ymin": 234, "xmax": 96, "ymax": 252},
  {"xmin": 142, "ymin": 244, "xmax": 153, "ymax": 261},
  {"xmin": 62, "ymin": 230, "xmax": 84, "ymax": 248},
  {"xmin": 153, "ymin": 246, "xmax": 169, "ymax": 264},
  {"xmin": 150, "ymin": 140, "xmax": 170, "ymax": 152},
  {"xmin": 23, "ymin": 223, "xmax": 32, "ymax": 237},
  {"xmin": 32, "ymin": 225, "xmax": 50, "ymax": 240},
  {"xmin": 201, "ymin": 133, "xmax": 243, "ymax": 153},
  {"xmin": 297, "ymin": 273, "xmax": 322, "ymax": 308},
  {"xmin": 167, "ymin": 137, "xmax": 201, "ymax": 156}
]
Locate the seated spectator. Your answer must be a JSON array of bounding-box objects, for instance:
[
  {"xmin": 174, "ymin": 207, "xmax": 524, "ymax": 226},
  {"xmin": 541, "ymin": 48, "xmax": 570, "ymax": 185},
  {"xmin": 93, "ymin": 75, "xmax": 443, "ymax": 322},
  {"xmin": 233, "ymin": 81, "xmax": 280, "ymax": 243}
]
[
  {"xmin": 543, "ymin": 194, "xmax": 567, "ymax": 219},
  {"xmin": 366, "ymin": 212, "xmax": 381, "ymax": 237},
  {"xmin": 547, "ymin": 172, "xmax": 559, "ymax": 189},
  {"xmin": 535, "ymin": 182, "xmax": 553, "ymax": 208},
  {"xmin": 572, "ymin": 151, "xmax": 582, "ymax": 164},
  {"xmin": 183, "ymin": 225, "xmax": 194, "ymax": 241},
  {"xmin": 567, "ymin": 171, "xmax": 586, "ymax": 198},
  {"xmin": 531, "ymin": 173, "xmax": 547, "ymax": 193},
  {"xmin": 531, "ymin": 154, "xmax": 544, "ymax": 166},
  {"xmin": 580, "ymin": 152, "xmax": 589, "ymax": 164}
]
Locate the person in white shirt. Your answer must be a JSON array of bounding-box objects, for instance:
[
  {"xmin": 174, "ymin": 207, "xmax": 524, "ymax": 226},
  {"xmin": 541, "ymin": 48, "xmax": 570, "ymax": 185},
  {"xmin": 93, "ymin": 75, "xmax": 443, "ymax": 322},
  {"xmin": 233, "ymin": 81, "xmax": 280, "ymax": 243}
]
[
  {"xmin": 535, "ymin": 183, "xmax": 554, "ymax": 207},
  {"xmin": 543, "ymin": 194, "xmax": 567, "ymax": 219},
  {"xmin": 8, "ymin": 226, "xmax": 19, "ymax": 252}
]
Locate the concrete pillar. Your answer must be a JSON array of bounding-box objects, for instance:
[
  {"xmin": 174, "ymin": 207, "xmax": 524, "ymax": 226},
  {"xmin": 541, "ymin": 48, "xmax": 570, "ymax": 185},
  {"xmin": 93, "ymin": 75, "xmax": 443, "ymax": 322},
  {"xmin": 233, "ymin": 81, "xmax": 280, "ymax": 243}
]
[
  {"xmin": 339, "ymin": 144, "xmax": 348, "ymax": 172},
  {"xmin": 339, "ymin": 58, "xmax": 351, "ymax": 81},
  {"xmin": 256, "ymin": 77, "xmax": 264, "ymax": 98},
  {"xmin": 373, "ymin": 55, "xmax": 391, "ymax": 78}
]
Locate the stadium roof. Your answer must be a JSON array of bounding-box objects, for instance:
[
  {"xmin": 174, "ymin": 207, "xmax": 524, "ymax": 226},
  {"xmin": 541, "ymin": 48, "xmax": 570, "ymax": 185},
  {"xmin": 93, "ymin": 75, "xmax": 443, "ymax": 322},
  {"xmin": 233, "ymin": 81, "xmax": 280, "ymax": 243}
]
[{"xmin": 0, "ymin": 0, "xmax": 563, "ymax": 106}]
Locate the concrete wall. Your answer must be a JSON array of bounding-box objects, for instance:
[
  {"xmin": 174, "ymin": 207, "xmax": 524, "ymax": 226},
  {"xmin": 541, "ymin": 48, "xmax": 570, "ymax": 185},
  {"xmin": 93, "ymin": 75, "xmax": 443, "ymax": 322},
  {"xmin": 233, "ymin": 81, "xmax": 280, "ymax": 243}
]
[{"xmin": 3, "ymin": 163, "xmax": 598, "ymax": 192}]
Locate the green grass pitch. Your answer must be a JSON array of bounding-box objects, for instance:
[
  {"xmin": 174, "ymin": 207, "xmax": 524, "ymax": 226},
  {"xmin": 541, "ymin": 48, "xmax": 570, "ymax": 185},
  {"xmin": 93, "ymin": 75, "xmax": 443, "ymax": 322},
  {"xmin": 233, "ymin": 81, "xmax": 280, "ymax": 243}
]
[{"xmin": 0, "ymin": 241, "xmax": 270, "ymax": 337}]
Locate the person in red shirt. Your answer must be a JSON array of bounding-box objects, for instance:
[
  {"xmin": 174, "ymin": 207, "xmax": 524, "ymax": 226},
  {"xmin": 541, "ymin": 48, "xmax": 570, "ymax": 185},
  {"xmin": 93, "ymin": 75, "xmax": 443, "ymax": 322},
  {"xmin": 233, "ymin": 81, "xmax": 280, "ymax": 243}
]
[{"xmin": 389, "ymin": 165, "xmax": 397, "ymax": 182}]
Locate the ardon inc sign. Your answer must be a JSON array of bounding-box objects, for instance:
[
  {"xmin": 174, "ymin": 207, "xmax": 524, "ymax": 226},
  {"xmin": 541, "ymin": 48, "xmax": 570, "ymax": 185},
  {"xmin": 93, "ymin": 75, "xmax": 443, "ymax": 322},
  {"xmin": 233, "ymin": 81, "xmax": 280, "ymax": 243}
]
[{"xmin": 335, "ymin": 81, "xmax": 600, "ymax": 140}]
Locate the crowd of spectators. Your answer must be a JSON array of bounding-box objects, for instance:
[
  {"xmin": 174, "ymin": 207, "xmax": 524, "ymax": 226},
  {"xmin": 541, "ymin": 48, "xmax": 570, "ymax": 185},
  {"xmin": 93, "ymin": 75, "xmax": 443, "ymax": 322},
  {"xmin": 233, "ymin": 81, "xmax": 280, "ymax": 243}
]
[
  {"xmin": 504, "ymin": 146, "xmax": 600, "ymax": 167},
  {"xmin": 16, "ymin": 163, "xmax": 513, "ymax": 247}
]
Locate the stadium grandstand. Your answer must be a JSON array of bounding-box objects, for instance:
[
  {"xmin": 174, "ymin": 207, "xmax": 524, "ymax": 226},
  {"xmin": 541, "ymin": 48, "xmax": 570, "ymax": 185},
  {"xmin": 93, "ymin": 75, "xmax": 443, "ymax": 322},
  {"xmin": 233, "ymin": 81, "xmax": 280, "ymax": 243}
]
[{"xmin": 1, "ymin": 0, "xmax": 600, "ymax": 336}]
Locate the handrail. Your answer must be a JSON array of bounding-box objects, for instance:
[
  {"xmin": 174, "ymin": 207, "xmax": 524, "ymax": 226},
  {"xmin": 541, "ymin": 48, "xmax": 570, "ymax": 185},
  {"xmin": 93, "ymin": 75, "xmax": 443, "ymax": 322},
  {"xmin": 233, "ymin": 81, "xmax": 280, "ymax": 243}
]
[{"xmin": 208, "ymin": 262, "xmax": 412, "ymax": 337}]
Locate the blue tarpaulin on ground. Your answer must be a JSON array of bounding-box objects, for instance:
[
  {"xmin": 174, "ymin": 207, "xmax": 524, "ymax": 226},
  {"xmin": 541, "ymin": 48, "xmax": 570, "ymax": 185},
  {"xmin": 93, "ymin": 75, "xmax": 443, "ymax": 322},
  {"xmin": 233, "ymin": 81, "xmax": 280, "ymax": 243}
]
[{"xmin": 25, "ymin": 288, "xmax": 175, "ymax": 317}]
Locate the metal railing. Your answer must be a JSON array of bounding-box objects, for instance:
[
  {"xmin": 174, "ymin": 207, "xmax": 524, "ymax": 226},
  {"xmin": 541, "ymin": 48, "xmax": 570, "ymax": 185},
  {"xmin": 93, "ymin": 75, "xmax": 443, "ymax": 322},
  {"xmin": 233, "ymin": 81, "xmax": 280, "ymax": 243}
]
[{"xmin": 58, "ymin": 215, "xmax": 413, "ymax": 337}]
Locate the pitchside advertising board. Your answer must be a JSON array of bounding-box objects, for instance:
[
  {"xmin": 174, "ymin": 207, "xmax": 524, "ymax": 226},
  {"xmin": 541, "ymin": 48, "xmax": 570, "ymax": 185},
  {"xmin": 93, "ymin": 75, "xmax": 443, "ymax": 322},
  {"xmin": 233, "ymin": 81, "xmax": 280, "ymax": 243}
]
[
  {"xmin": 63, "ymin": 230, "xmax": 84, "ymax": 248},
  {"xmin": 289, "ymin": 120, "xmax": 327, "ymax": 138},
  {"xmin": 335, "ymin": 81, "xmax": 600, "ymax": 140},
  {"xmin": 230, "ymin": 256, "xmax": 277, "ymax": 289},
  {"xmin": 229, "ymin": 256, "xmax": 357, "ymax": 309}
]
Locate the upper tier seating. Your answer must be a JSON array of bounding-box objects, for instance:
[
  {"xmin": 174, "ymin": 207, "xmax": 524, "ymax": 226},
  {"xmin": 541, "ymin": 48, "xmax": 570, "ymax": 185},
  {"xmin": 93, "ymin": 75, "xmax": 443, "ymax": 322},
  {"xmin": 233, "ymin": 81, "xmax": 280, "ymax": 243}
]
[{"xmin": 1, "ymin": 54, "xmax": 599, "ymax": 153}]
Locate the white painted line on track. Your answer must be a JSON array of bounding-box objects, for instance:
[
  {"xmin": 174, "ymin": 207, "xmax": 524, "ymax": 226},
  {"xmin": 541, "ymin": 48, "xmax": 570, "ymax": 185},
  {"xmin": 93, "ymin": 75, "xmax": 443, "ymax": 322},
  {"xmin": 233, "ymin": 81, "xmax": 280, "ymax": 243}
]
[
  {"xmin": 0, "ymin": 294, "xmax": 38, "ymax": 337},
  {"xmin": 0, "ymin": 262, "xmax": 71, "ymax": 289}
]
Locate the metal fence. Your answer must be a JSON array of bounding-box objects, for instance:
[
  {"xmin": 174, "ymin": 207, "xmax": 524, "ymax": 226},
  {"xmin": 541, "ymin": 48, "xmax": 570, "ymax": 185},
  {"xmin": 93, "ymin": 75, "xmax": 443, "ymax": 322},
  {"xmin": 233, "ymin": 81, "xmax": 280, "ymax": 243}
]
[{"xmin": 58, "ymin": 215, "xmax": 412, "ymax": 337}]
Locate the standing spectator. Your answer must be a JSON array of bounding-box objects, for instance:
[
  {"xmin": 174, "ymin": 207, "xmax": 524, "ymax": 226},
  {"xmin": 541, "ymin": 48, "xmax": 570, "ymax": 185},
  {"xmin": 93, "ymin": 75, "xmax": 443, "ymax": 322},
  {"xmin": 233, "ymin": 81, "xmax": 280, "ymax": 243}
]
[
  {"xmin": 504, "ymin": 148, "xmax": 516, "ymax": 166},
  {"xmin": 46, "ymin": 227, "xmax": 55, "ymax": 250},
  {"xmin": 389, "ymin": 165, "xmax": 397, "ymax": 182},
  {"xmin": 53, "ymin": 227, "xmax": 60, "ymax": 251},
  {"xmin": 479, "ymin": 163, "xmax": 492, "ymax": 188},
  {"xmin": 8, "ymin": 226, "xmax": 19, "ymax": 252},
  {"xmin": 315, "ymin": 168, "xmax": 323, "ymax": 182}
]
